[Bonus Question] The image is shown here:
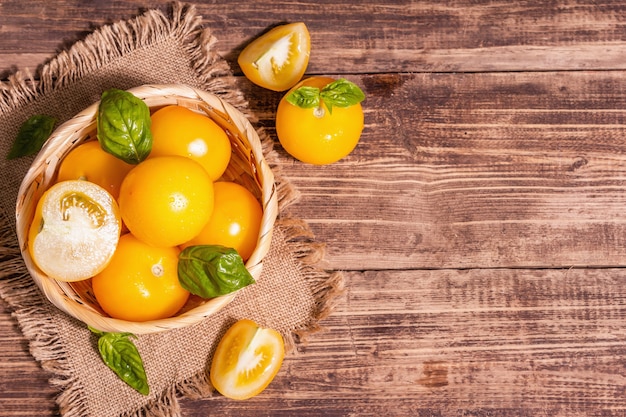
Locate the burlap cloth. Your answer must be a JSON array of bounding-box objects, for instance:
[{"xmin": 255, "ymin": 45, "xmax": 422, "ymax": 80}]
[{"xmin": 0, "ymin": 3, "xmax": 343, "ymax": 416}]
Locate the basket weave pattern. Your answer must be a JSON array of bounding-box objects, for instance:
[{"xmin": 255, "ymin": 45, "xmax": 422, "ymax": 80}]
[{"xmin": 15, "ymin": 84, "xmax": 278, "ymax": 334}]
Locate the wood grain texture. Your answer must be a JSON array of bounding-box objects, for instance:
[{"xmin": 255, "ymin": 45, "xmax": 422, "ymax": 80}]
[
  {"xmin": 0, "ymin": 298, "xmax": 58, "ymax": 417},
  {"xmin": 3, "ymin": 0, "xmax": 626, "ymax": 76},
  {"xmin": 241, "ymin": 71, "xmax": 626, "ymax": 270},
  {"xmin": 177, "ymin": 268, "xmax": 626, "ymax": 416},
  {"xmin": 3, "ymin": 0, "xmax": 626, "ymax": 416}
]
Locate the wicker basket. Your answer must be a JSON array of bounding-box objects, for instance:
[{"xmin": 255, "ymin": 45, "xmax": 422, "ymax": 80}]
[{"xmin": 15, "ymin": 84, "xmax": 278, "ymax": 334}]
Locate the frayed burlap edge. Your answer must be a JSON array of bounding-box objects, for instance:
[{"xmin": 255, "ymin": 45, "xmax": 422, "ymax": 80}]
[
  {"xmin": 120, "ymin": 127, "xmax": 346, "ymax": 417},
  {"xmin": 0, "ymin": 2, "xmax": 345, "ymax": 417},
  {"xmin": 0, "ymin": 2, "xmax": 240, "ymax": 114}
]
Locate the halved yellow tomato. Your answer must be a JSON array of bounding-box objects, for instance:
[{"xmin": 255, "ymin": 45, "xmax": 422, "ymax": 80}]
[
  {"xmin": 238, "ymin": 22, "xmax": 310, "ymax": 92},
  {"xmin": 210, "ymin": 319, "xmax": 285, "ymax": 400},
  {"xmin": 28, "ymin": 180, "xmax": 121, "ymax": 282}
]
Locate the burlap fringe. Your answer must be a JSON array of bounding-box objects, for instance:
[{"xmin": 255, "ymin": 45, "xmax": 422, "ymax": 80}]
[
  {"xmin": 266, "ymin": 137, "xmax": 345, "ymax": 351},
  {"xmin": 0, "ymin": 3, "xmax": 236, "ymax": 417},
  {"xmin": 275, "ymin": 218, "xmax": 345, "ymax": 352},
  {"xmin": 0, "ymin": 2, "xmax": 345, "ymax": 416},
  {"xmin": 0, "ymin": 2, "xmax": 238, "ymax": 114},
  {"xmin": 0, "ymin": 207, "xmax": 93, "ymax": 416},
  {"xmin": 163, "ymin": 129, "xmax": 346, "ymax": 411}
]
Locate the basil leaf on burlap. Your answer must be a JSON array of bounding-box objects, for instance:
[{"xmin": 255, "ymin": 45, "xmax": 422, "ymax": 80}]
[
  {"xmin": 96, "ymin": 88, "xmax": 152, "ymax": 164},
  {"xmin": 178, "ymin": 245, "xmax": 255, "ymax": 299},
  {"xmin": 89, "ymin": 327, "xmax": 149, "ymax": 395},
  {"xmin": 7, "ymin": 114, "xmax": 56, "ymax": 159}
]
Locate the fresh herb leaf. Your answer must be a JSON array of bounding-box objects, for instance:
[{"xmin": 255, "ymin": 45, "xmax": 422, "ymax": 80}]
[
  {"xmin": 7, "ymin": 115, "xmax": 56, "ymax": 159},
  {"xmin": 285, "ymin": 79, "xmax": 365, "ymax": 114},
  {"xmin": 96, "ymin": 88, "xmax": 152, "ymax": 164},
  {"xmin": 178, "ymin": 245, "xmax": 255, "ymax": 299},
  {"xmin": 285, "ymin": 86, "xmax": 321, "ymax": 108},
  {"xmin": 319, "ymin": 78, "xmax": 366, "ymax": 113},
  {"xmin": 89, "ymin": 326, "xmax": 149, "ymax": 395}
]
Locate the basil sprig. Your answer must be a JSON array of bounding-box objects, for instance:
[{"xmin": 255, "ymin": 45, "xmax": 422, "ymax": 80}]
[
  {"xmin": 96, "ymin": 88, "xmax": 152, "ymax": 164},
  {"xmin": 178, "ymin": 245, "xmax": 255, "ymax": 299},
  {"xmin": 7, "ymin": 114, "xmax": 56, "ymax": 159},
  {"xmin": 89, "ymin": 327, "xmax": 149, "ymax": 395},
  {"xmin": 286, "ymin": 78, "xmax": 365, "ymax": 113}
]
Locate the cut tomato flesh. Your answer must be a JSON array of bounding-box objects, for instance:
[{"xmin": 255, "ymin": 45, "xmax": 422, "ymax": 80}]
[
  {"xmin": 210, "ymin": 319, "xmax": 285, "ymax": 400},
  {"xmin": 28, "ymin": 179, "xmax": 121, "ymax": 282},
  {"xmin": 238, "ymin": 22, "xmax": 310, "ymax": 92}
]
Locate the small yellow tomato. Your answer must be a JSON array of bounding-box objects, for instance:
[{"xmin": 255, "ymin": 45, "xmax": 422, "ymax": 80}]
[
  {"xmin": 210, "ymin": 319, "xmax": 285, "ymax": 400},
  {"xmin": 238, "ymin": 22, "xmax": 310, "ymax": 92},
  {"xmin": 57, "ymin": 141, "xmax": 134, "ymax": 200},
  {"xmin": 92, "ymin": 233, "xmax": 189, "ymax": 322},
  {"xmin": 149, "ymin": 105, "xmax": 231, "ymax": 181},
  {"xmin": 118, "ymin": 156, "xmax": 214, "ymax": 248},
  {"xmin": 275, "ymin": 76, "xmax": 365, "ymax": 165},
  {"xmin": 181, "ymin": 181, "xmax": 262, "ymax": 262}
]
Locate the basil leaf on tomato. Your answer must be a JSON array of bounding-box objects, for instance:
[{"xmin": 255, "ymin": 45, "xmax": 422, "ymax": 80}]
[
  {"xmin": 89, "ymin": 327, "xmax": 149, "ymax": 395},
  {"xmin": 178, "ymin": 245, "xmax": 255, "ymax": 299},
  {"xmin": 285, "ymin": 86, "xmax": 320, "ymax": 109},
  {"xmin": 319, "ymin": 78, "xmax": 366, "ymax": 113},
  {"xmin": 7, "ymin": 114, "xmax": 56, "ymax": 159},
  {"xmin": 96, "ymin": 88, "xmax": 152, "ymax": 164},
  {"xmin": 285, "ymin": 78, "xmax": 365, "ymax": 114}
]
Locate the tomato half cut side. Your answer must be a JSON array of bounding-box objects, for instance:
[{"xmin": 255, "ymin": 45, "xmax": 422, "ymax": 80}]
[
  {"xmin": 210, "ymin": 319, "xmax": 285, "ymax": 400},
  {"xmin": 238, "ymin": 22, "xmax": 311, "ymax": 92},
  {"xmin": 28, "ymin": 179, "xmax": 121, "ymax": 282}
]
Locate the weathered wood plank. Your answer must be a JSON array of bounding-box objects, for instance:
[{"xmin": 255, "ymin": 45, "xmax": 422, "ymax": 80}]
[
  {"xmin": 7, "ymin": 266, "xmax": 626, "ymax": 415},
  {"xmin": 179, "ymin": 268, "xmax": 626, "ymax": 416},
  {"xmin": 3, "ymin": 0, "xmax": 626, "ymax": 76},
  {"xmin": 239, "ymin": 71, "xmax": 626, "ymax": 270},
  {"xmin": 3, "ymin": 2, "xmax": 626, "ymax": 416},
  {"xmin": 7, "ymin": 73, "xmax": 626, "ymax": 271},
  {"xmin": 0, "ymin": 299, "xmax": 58, "ymax": 416}
]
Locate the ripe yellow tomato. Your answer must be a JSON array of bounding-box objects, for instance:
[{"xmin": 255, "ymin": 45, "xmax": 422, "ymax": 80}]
[
  {"xmin": 28, "ymin": 180, "xmax": 121, "ymax": 282},
  {"xmin": 210, "ymin": 319, "xmax": 285, "ymax": 400},
  {"xmin": 238, "ymin": 22, "xmax": 310, "ymax": 92},
  {"xmin": 118, "ymin": 156, "xmax": 214, "ymax": 248},
  {"xmin": 150, "ymin": 105, "xmax": 231, "ymax": 181},
  {"xmin": 181, "ymin": 181, "xmax": 262, "ymax": 262},
  {"xmin": 275, "ymin": 77, "xmax": 364, "ymax": 165},
  {"xmin": 92, "ymin": 233, "xmax": 189, "ymax": 322},
  {"xmin": 57, "ymin": 140, "xmax": 134, "ymax": 200}
]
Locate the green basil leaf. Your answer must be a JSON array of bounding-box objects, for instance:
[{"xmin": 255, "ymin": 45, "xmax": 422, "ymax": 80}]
[
  {"xmin": 89, "ymin": 327, "xmax": 149, "ymax": 395},
  {"xmin": 96, "ymin": 88, "xmax": 152, "ymax": 164},
  {"xmin": 178, "ymin": 245, "xmax": 255, "ymax": 299},
  {"xmin": 7, "ymin": 114, "xmax": 56, "ymax": 160},
  {"xmin": 285, "ymin": 86, "xmax": 321, "ymax": 109},
  {"xmin": 320, "ymin": 78, "xmax": 366, "ymax": 113}
]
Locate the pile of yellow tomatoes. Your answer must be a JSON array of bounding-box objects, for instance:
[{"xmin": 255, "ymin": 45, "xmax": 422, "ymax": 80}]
[{"xmin": 28, "ymin": 105, "xmax": 263, "ymax": 323}]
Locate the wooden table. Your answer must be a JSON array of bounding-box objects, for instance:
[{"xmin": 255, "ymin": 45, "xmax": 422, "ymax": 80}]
[{"xmin": 3, "ymin": 1, "xmax": 626, "ymax": 415}]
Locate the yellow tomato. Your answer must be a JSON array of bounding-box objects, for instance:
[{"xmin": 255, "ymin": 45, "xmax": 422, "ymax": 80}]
[
  {"xmin": 57, "ymin": 140, "xmax": 134, "ymax": 200},
  {"xmin": 181, "ymin": 181, "xmax": 262, "ymax": 262},
  {"xmin": 210, "ymin": 319, "xmax": 285, "ymax": 400},
  {"xmin": 118, "ymin": 155, "xmax": 214, "ymax": 248},
  {"xmin": 149, "ymin": 105, "xmax": 231, "ymax": 181},
  {"xmin": 92, "ymin": 233, "xmax": 189, "ymax": 321},
  {"xmin": 238, "ymin": 22, "xmax": 310, "ymax": 91},
  {"xmin": 28, "ymin": 180, "xmax": 121, "ymax": 282},
  {"xmin": 275, "ymin": 77, "xmax": 364, "ymax": 165}
]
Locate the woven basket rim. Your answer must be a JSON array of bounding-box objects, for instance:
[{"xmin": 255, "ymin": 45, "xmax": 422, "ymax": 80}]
[{"xmin": 15, "ymin": 84, "xmax": 278, "ymax": 334}]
